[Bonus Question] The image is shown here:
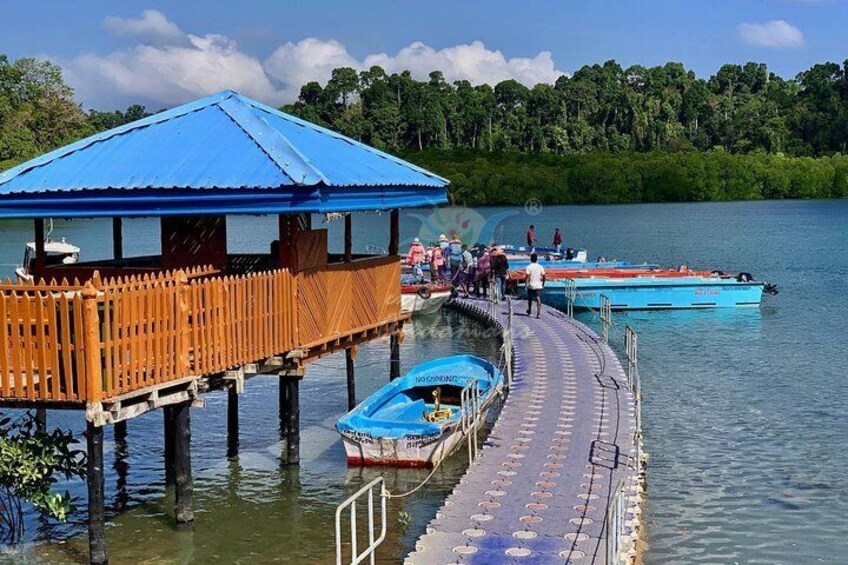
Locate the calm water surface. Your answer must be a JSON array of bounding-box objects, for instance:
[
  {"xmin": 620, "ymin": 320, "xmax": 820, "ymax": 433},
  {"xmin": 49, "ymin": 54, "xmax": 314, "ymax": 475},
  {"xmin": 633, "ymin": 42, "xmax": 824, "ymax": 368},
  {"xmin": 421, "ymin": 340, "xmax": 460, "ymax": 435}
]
[{"xmin": 0, "ymin": 200, "xmax": 845, "ymax": 564}]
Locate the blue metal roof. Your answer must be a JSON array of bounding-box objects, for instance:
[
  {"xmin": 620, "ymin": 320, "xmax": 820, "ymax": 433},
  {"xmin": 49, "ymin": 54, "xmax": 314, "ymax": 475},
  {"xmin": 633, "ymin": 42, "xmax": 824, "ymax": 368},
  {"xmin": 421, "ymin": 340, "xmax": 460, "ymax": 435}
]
[{"xmin": 0, "ymin": 91, "xmax": 448, "ymax": 218}]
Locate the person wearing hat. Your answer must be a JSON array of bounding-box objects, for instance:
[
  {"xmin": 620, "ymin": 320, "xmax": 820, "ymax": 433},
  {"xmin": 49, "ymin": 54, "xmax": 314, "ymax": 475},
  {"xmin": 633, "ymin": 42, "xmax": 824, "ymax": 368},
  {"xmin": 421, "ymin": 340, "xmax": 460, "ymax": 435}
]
[
  {"xmin": 447, "ymin": 235, "xmax": 463, "ymax": 284},
  {"xmin": 490, "ymin": 246, "xmax": 510, "ymax": 301},
  {"xmin": 407, "ymin": 237, "xmax": 426, "ymax": 282}
]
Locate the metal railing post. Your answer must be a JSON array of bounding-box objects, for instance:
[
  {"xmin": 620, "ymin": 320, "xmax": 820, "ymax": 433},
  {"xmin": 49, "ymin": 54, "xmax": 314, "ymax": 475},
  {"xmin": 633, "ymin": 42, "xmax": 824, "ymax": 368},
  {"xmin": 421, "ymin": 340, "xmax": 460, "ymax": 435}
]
[
  {"xmin": 600, "ymin": 294, "xmax": 611, "ymax": 344},
  {"xmin": 335, "ymin": 477, "xmax": 387, "ymax": 565}
]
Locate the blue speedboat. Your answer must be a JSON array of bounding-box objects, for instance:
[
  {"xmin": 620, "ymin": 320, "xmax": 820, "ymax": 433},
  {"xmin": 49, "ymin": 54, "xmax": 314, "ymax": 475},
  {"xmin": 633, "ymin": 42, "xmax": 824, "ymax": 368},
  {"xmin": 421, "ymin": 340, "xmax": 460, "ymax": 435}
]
[
  {"xmin": 525, "ymin": 275, "xmax": 774, "ymax": 310},
  {"xmin": 336, "ymin": 355, "xmax": 503, "ymax": 467}
]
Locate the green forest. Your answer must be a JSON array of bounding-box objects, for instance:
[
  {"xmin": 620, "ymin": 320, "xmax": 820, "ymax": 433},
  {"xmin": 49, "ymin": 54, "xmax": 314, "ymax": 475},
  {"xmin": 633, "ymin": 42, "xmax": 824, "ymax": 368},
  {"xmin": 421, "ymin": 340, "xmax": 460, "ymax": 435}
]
[{"xmin": 2, "ymin": 54, "xmax": 848, "ymax": 204}]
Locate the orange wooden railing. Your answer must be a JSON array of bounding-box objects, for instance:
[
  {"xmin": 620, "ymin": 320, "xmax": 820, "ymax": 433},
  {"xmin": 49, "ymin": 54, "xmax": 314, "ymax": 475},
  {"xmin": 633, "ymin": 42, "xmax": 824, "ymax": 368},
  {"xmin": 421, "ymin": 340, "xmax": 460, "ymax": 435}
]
[{"xmin": 0, "ymin": 258, "xmax": 401, "ymax": 404}]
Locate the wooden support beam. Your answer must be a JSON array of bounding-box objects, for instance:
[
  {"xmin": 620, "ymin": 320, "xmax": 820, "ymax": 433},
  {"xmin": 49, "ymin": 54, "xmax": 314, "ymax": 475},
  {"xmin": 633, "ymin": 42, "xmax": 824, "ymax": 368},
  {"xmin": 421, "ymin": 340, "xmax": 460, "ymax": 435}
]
[
  {"xmin": 86, "ymin": 421, "xmax": 108, "ymax": 565},
  {"xmin": 389, "ymin": 209, "xmax": 399, "ymax": 256},
  {"xmin": 344, "ymin": 213, "xmax": 352, "ymax": 263},
  {"xmin": 227, "ymin": 383, "xmax": 239, "ymax": 458},
  {"xmin": 33, "ymin": 219, "xmax": 45, "ymax": 279},
  {"xmin": 279, "ymin": 371, "xmax": 303, "ymax": 465},
  {"xmin": 390, "ymin": 333, "xmax": 401, "ymax": 381},
  {"xmin": 112, "ymin": 217, "xmax": 123, "ymax": 261},
  {"xmin": 35, "ymin": 407, "xmax": 47, "ymax": 433},
  {"xmin": 173, "ymin": 401, "xmax": 194, "ymax": 524},
  {"xmin": 114, "ymin": 420, "xmax": 127, "ymax": 442},
  {"xmin": 346, "ymin": 347, "xmax": 356, "ymax": 411},
  {"xmin": 163, "ymin": 405, "xmax": 176, "ymax": 486}
]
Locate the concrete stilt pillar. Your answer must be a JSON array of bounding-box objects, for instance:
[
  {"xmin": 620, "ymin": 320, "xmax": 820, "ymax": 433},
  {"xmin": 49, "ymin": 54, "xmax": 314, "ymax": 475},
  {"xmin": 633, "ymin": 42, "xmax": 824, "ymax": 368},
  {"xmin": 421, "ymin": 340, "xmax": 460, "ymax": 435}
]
[
  {"xmin": 173, "ymin": 401, "xmax": 194, "ymax": 524},
  {"xmin": 227, "ymin": 383, "xmax": 239, "ymax": 458},
  {"xmin": 346, "ymin": 347, "xmax": 356, "ymax": 411},
  {"xmin": 279, "ymin": 370, "xmax": 303, "ymax": 465},
  {"xmin": 86, "ymin": 421, "xmax": 108, "ymax": 565},
  {"xmin": 35, "ymin": 407, "xmax": 47, "ymax": 433},
  {"xmin": 113, "ymin": 421, "xmax": 129, "ymax": 511},
  {"xmin": 389, "ymin": 333, "xmax": 401, "ymax": 381},
  {"xmin": 163, "ymin": 405, "xmax": 176, "ymax": 486}
]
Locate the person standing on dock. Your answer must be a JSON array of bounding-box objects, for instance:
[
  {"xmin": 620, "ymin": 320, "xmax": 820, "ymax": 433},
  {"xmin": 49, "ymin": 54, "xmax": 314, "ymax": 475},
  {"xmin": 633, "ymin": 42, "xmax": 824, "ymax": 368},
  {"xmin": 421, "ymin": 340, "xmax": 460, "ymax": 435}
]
[
  {"xmin": 459, "ymin": 244, "xmax": 474, "ymax": 298},
  {"xmin": 491, "ymin": 247, "xmax": 510, "ymax": 301},
  {"xmin": 526, "ymin": 224, "xmax": 536, "ymax": 251},
  {"xmin": 525, "ymin": 253, "xmax": 546, "ymax": 318},
  {"xmin": 553, "ymin": 228, "xmax": 563, "ymax": 254},
  {"xmin": 448, "ymin": 235, "xmax": 463, "ymax": 284},
  {"xmin": 430, "ymin": 243, "xmax": 444, "ymax": 283}
]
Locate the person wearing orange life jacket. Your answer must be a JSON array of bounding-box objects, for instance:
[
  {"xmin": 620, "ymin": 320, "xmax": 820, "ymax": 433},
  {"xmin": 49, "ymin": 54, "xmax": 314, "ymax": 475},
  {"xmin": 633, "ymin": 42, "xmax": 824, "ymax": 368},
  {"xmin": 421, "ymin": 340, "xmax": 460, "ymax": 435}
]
[
  {"xmin": 407, "ymin": 237, "xmax": 426, "ymax": 281},
  {"xmin": 430, "ymin": 244, "xmax": 445, "ymax": 283}
]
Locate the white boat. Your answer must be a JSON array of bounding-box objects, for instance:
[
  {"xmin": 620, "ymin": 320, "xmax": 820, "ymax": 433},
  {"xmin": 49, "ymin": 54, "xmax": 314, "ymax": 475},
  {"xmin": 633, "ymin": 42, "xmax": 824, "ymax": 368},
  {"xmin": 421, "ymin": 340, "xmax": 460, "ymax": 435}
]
[
  {"xmin": 336, "ymin": 355, "xmax": 503, "ymax": 467},
  {"xmin": 15, "ymin": 237, "xmax": 80, "ymax": 283},
  {"xmin": 400, "ymin": 284, "xmax": 453, "ymax": 315}
]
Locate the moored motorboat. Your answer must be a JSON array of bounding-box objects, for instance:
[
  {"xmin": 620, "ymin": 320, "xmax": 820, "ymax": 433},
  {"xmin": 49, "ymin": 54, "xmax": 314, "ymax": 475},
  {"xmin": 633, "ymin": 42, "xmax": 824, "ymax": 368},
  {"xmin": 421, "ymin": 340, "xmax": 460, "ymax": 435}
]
[
  {"xmin": 526, "ymin": 274, "xmax": 777, "ymax": 310},
  {"xmin": 336, "ymin": 355, "xmax": 504, "ymax": 467},
  {"xmin": 401, "ymin": 283, "xmax": 453, "ymax": 315},
  {"xmin": 15, "ymin": 237, "xmax": 80, "ymax": 283}
]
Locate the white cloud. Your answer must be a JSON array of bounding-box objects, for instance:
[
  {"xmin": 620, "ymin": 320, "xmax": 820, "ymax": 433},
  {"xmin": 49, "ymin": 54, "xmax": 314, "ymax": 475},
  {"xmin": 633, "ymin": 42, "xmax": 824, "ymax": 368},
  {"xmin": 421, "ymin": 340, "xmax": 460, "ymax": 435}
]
[
  {"xmin": 102, "ymin": 9, "xmax": 185, "ymax": 43},
  {"xmin": 66, "ymin": 34, "xmax": 281, "ymax": 107},
  {"xmin": 737, "ymin": 20, "xmax": 805, "ymax": 48},
  {"xmin": 361, "ymin": 41, "xmax": 563, "ymax": 87},
  {"xmin": 264, "ymin": 38, "xmax": 360, "ymax": 101},
  {"xmin": 64, "ymin": 10, "xmax": 566, "ymax": 109}
]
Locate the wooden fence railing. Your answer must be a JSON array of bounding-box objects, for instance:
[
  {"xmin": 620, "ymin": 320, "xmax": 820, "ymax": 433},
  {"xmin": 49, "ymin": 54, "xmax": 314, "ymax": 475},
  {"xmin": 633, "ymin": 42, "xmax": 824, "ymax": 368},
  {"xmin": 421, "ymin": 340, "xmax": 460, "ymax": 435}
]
[{"xmin": 0, "ymin": 258, "xmax": 401, "ymax": 404}]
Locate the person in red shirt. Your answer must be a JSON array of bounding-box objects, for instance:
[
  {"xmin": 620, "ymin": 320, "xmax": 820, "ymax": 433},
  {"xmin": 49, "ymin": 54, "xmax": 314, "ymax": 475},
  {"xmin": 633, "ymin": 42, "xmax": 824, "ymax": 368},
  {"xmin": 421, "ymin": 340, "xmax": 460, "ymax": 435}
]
[
  {"xmin": 553, "ymin": 228, "xmax": 563, "ymax": 253},
  {"xmin": 526, "ymin": 224, "xmax": 536, "ymax": 250}
]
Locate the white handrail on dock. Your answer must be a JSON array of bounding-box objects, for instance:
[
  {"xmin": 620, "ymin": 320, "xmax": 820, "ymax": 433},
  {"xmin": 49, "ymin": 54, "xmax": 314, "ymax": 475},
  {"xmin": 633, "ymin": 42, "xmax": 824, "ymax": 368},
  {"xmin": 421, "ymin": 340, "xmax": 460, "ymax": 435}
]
[
  {"xmin": 460, "ymin": 379, "xmax": 481, "ymax": 464},
  {"xmin": 624, "ymin": 325, "xmax": 643, "ymax": 464},
  {"xmin": 605, "ymin": 479, "xmax": 626, "ymax": 564},
  {"xmin": 334, "ymin": 477, "xmax": 387, "ymax": 565},
  {"xmin": 600, "ymin": 294, "xmax": 612, "ymax": 343}
]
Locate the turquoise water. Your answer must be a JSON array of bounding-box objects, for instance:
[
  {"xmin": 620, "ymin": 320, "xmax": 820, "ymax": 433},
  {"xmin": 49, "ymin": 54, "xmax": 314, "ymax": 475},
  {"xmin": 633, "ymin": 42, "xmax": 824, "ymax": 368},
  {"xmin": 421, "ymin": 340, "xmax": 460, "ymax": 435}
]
[{"xmin": 0, "ymin": 200, "xmax": 846, "ymax": 563}]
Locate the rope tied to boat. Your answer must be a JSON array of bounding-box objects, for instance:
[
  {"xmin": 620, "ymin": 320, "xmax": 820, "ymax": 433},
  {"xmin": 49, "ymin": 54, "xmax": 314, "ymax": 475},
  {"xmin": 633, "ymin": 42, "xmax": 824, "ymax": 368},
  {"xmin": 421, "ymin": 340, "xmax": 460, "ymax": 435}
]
[{"xmin": 383, "ymin": 457, "xmax": 446, "ymax": 499}]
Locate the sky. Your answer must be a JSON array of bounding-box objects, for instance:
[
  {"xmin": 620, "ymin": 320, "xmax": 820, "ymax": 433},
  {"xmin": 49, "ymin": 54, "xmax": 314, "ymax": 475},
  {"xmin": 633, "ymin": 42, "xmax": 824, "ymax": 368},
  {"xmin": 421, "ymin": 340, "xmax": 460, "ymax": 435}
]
[{"xmin": 2, "ymin": 0, "xmax": 847, "ymax": 109}]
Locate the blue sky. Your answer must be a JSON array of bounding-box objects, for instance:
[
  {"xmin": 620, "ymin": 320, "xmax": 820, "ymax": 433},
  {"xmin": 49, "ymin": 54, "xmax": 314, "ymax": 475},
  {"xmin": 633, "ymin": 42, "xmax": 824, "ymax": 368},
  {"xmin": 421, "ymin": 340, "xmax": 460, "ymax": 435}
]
[{"xmin": 3, "ymin": 0, "xmax": 846, "ymax": 108}]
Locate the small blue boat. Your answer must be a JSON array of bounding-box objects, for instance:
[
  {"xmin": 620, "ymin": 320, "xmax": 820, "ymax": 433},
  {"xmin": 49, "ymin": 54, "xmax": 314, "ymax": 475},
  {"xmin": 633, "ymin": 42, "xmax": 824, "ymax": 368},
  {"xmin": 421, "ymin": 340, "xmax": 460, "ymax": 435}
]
[
  {"xmin": 336, "ymin": 355, "xmax": 503, "ymax": 467},
  {"xmin": 526, "ymin": 275, "xmax": 774, "ymax": 310}
]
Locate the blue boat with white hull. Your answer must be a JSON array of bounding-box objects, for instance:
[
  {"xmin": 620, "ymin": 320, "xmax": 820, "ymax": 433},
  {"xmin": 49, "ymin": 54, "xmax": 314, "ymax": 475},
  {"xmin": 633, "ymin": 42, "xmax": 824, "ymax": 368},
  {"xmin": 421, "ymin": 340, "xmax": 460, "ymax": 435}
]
[
  {"xmin": 527, "ymin": 275, "xmax": 773, "ymax": 310},
  {"xmin": 336, "ymin": 355, "xmax": 503, "ymax": 468}
]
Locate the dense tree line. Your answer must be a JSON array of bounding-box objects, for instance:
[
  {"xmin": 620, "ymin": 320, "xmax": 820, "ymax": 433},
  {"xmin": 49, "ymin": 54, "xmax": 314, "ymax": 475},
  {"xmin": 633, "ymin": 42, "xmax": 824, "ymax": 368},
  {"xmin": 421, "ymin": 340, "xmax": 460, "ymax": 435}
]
[
  {"xmin": 407, "ymin": 149, "xmax": 848, "ymax": 205},
  {"xmin": 285, "ymin": 60, "xmax": 848, "ymax": 157},
  {"xmin": 2, "ymin": 53, "xmax": 848, "ymax": 204}
]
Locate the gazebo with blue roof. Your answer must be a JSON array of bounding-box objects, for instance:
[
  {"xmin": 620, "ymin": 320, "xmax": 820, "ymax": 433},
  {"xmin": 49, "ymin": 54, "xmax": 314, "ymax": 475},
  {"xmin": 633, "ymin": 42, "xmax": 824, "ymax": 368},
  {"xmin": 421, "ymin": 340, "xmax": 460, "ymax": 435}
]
[{"xmin": 0, "ymin": 90, "xmax": 448, "ymax": 565}]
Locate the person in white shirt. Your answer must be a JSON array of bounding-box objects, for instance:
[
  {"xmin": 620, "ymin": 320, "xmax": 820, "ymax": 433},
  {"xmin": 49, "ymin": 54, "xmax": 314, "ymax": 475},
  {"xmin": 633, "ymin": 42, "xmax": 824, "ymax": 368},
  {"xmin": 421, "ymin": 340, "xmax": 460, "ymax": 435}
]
[{"xmin": 525, "ymin": 253, "xmax": 546, "ymax": 318}]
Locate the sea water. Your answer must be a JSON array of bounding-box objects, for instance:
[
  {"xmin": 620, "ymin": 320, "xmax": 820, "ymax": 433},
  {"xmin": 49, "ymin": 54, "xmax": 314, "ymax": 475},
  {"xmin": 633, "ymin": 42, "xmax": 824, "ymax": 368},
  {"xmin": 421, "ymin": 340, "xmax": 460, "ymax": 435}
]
[{"xmin": 0, "ymin": 199, "xmax": 844, "ymax": 563}]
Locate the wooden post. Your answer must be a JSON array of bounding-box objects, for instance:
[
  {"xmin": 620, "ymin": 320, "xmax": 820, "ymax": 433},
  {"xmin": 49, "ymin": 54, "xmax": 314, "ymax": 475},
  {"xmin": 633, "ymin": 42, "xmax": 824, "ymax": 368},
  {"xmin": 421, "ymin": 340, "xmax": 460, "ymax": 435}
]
[
  {"xmin": 81, "ymin": 283, "xmax": 102, "ymax": 405},
  {"xmin": 279, "ymin": 370, "xmax": 303, "ymax": 465},
  {"xmin": 227, "ymin": 383, "xmax": 239, "ymax": 458},
  {"xmin": 112, "ymin": 217, "xmax": 123, "ymax": 262},
  {"xmin": 389, "ymin": 209, "xmax": 399, "ymax": 256},
  {"xmin": 86, "ymin": 421, "xmax": 108, "ymax": 565},
  {"xmin": 173, "ymin": 401, "xmax": 194, "ymax": 524},
  {"xmin": 389, "ymin": 333, "xmax": 400, "ymax": 381},
  {"xmin": 163, "ymin": 405, "xmax": 176, "ymax": 486},
  {"xmin": 114, "ymin": 420, "xmax": 127, "ymax": 442},
  {"xmin": 346, "ymin": 347, "xmax": 356, "ymax": 410},
  {"xmin": 35, "ymin": 407, "xmax": 47, "ymax": 433},
  {"xmin": 344, "ymin": 213, "xmax": 353, "ymax": 262},
  {"xmin": 33, "ymin": 219, "xmax": 45, "ymax": 280}
]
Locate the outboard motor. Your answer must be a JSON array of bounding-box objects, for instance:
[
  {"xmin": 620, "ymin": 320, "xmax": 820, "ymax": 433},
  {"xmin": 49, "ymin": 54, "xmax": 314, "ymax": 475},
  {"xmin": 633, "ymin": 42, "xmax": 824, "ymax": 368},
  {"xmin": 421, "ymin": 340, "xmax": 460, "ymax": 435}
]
[{"xmin": 764, "ymin": 283, "xmax": 779, "ymax": 295}]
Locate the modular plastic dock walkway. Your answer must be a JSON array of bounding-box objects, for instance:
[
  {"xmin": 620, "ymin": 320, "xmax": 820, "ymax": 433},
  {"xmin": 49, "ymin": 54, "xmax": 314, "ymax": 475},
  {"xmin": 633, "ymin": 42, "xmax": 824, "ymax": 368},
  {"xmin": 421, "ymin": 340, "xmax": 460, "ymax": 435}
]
[{"xmin": 406, "ymin": 298, "xmax": 643, "ymax": 564}]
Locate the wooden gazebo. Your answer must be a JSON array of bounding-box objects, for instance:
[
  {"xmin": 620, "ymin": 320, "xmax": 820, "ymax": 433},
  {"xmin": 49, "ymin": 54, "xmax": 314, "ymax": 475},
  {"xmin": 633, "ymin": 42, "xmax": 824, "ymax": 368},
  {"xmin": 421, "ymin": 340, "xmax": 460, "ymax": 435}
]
[{"xmin": 0, "ymin": 91, "xmax": 448, "ymax": 564}]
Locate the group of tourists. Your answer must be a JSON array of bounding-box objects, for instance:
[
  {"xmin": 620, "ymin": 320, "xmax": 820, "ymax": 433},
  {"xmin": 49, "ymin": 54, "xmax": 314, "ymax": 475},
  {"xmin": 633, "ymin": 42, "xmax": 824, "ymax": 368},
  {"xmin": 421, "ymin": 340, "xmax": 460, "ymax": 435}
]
[
  {"xmin": 406, "ymin": 224, "xmax": 555, "ymax": 316},
  {"xmin": 406, "ymin": 235, "xmax": 511, "ymax": 300}
]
